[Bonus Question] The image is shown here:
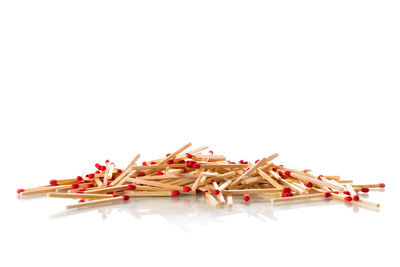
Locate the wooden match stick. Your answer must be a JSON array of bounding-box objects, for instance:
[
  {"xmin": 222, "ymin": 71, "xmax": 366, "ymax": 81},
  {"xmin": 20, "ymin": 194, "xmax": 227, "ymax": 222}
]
[
  {"xmin": 48, "ymin": 193, "xmax": 114, "ymax": 199},
  {"xmin": 222, "ymin": 188, "xmax": 282, "ymax": 195},
  {"xmin": 65, "ymin": 196, "xmax": 128, "ymax": 209},
  {"xmin": 271, "ymin": 193, "xmax": 325, "ymax": 204}
]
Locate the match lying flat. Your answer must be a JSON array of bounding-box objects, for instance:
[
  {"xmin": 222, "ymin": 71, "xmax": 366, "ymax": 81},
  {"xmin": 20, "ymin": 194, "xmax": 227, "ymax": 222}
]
[{"xmin": 16, "ymin": 143, "xmax": 385, "ymax": 211}]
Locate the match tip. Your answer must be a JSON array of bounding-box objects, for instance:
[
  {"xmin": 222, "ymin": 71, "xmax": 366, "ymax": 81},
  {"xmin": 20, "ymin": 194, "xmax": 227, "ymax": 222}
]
[
  {"xmin": 353, "ymin": 195, "xmax": 360, "ymax": 201},
  {"xmin": 156, "ymin": 171, "xmax": 164, "ymax": 176},
  {"xmin": 167, "ymin": 159, "xmax": 174, "ymax": 165},
  {"xmin": 171, "ymin": 190, "xmax": 180, "ymax": 197},
  {"xmin": 100, "ymin": 166, "xmax": 106, "ymax": 171},
  {"xmin": 138, "ymin": 172, "xmax": 145, "ymax": 177},
  {"xmin": 193, "ymin": 163, "xmax": 201, "ymax": 169},
  {"xmin": 113, "ymin": 194, "xmax": 120, "ymax": 197},
  {"xmin": 281, "ymin": 192, "xmax": 291, "ymax": 198},
  {"xmin": 123, "ymin": 195, "xmax": 130, "ymax": 201},
  {"xmin": 324, "ymin": 192, "xmax": 331, "ymax": 198},
  {"xmin": 284, "ymin": 171, "xmax": 291, "ymax": 176},
  {"xmin": 213, "ymin": 189, "xmax": 220, "ymax": 195},
  {"xmin": 182, "ymin": 186, "xmax": 191, "ymax": 192},
  {"xmin": 79, "ymin": 199, "xmax": 85, "ymax": 203},
  {"xmin": 344, "ymin": 196, "xmax": 352, "ymax": 202},
  {"xmin": 243, "ymin": 195, "xmax": 250, "ymax": 202},
  {"xmin": 71, "ymin": 183, "xmax": 79, "ymax": 189},
  {"xmin": 166, "ymin": 153, "xmax": 171, "ymax": 157},
  {"xmin": 105, "ymin": 160, "xmax": 110, "ymax": 163},
  {"xmin": 305, "ymin": 182, "xmax": 313, "ymax": 188},
  {"xmin": 283, "ymin": 187, "xmax": 291, "ymax": 193},
  {"xmin": 186, "ymin": 153, "xmax": 192, "ymax": 158},
  {"xmin": 343, "ymin": 191, "xmax": 350, "ymax": 195},
  {"xmin": 17, "ymin": 189, "xmax": 25, "ymax": 194},
  {"xmin": 209, "ymin": 151, "xmax": 213, "ymax": 155},
  {"xmin": 142, "ymin": 161, "xmax": 147, "ymax": 166},
  {"xmin": 127, "ymin": 184, "xmax": 136, "ymax": 190},
  {"xmin": 379, "ymin": 183, "xmax": 385, "ymax": 188},
  {"xmin": 117, "ymin": 169, "xmax": 122, "ymax": 173},
  {"xmin": 49, "ymin": 179, "xmax": 57, "ymax": 185},
  {"xmin": 361, "ymin": 187, "xmax": 369, "ymax": 193},
  {"xmin": 88, "ymin": 173, "xmax": 95, "ymax": 179}
]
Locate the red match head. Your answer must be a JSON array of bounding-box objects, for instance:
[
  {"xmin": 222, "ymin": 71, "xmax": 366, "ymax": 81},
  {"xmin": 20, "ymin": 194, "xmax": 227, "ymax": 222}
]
[
  {"xmin": 324, "ymin": 192, "xmax": 331, "ymax": 198},
  {"xmin": 209, "ymin": 150, "xmax": 214, "ymax": 155},
  {"xmin": 123, "ymin": 195, "xmax": 130, "ymax": 201},
  {"xmin": 318, "ymin": 175, "xmax": 324, "ymax": 179},
  {"xmin": 272, "ymin": 168, "xmax": 277, "ymax": 172},
  {"xmin": 278, "ymin": 171, "xmax": 283, "ymax": 176},
  {"xmin": 186, "ymin": 153, "xmax": 192, "ymax": 158},
  {"xmin": 243, "ymin": 195, "xmax": 250, "ymax": 202},
  {"xmin": 213, "ymin": 189, "xmax": 220, "ymax": 195},
  {"xmin": 195, "ymin": 189, "xmax": 202, "ymax": 194},
  {"xmin": 156, "ymin": 171, "xmax": 164, "ymax": 176},
  {"xmin": 284, "ymin": 171, "xmax": 291, "ymax": 177},
  {"xmin": 166, "ymin": 153, "xmax": 171, "ymax": 157},
  {"xmin": 283, "ymin": 187, "xmax": 291, "ymax": 193},
  {"xmin": 95, "ymin": 170, "xmax": 100, "ymax": 174},
  {"xmin": 150, "ymin": 161, "xmax": 156, "ymax": 165},
  {"xmin": 76, "ymin": 190, "xmax": 84, "ymax": 194},
  {"xmin": 186, "ymin": 161, "xmax": 194, "ymax": 168},
  {"xmin": 76, "ymin": 176, "xmax": 83, "ymax": 181},
  {"xmin": 127, "ymin": 184, "xmax": 136, "ymax": 190},
  {"xmin": 100, "ymin": 166, "xmax": 106, "ymax": 171},
  {"xmin": 117, "ymin": 169, "xmax": 122, "ymax": 173},
  {"xmin": 142, "ymin": 161, "xmax": 147, "ymax": 166},
  {"xmin": 138, "ymin": 172, "xmax": 145, "ymax": 177},
  {"xmin": 353, "ymin": 195, "xmax": 360, "ymax": 201},
  {"xmin": 171, "ymin": 190, "xmax": 180, "ymax": 197},
  {"xmin": 281, "ymin": 192, "xmax": 291, "ymax": 198},
  {"xmin": 49, "ymin": 179, "xmax": 57, "ymax": 185},
  {"xmin": 79, "ymin": 199, "xmax": 85, "ymax": 203},
  {"xmin": 255, "ymin": 159, "xmax": 260, "ymax": 163},
  {"xmin": 167, "ymin": 159, "xmax": 174, "ymax": 165},
  {"xmin": 193, "ymin": 163, "xmax": 201, "ymax": 169},
  {"xmin": 344, "ymin": 196, "xmax": 352, "ymax": 202},
  {"xmin": 333, "ymin": 191, "xmax": 339, "ymax": 194},
  {"xmin": 105, "ymin": 160, "xmax": 110, "ymax": 163},
  {"xmin": 87, "ymin": 183, "xmax": 94, "ymax": 188},
  {"xmin": 88, "ymin": 173, "xmax": 95, "ymax": 179},
  {"xmin": 305, "ymin": 182, "xmax": 313, "ymax": 188},
  {"xmin": 343, "ymin": 191, "xmax": 350, "ymax": 195},
  {"xmin": 178, "ymin": 159, "xmax": 185, "ymax": 164},
  {"xmin": 71, "ymin": 183, "xmax": 79, "ymax": 189},
  {"xmin": 379, "ymin": 183, "xmax": 385, "ymax": 188},
  {"xmin": 113, "ymin": 194, "xmax": 120, "ymax": 197},
  {"xmin": 17, "ymin": 189, "xmax": 25, "ymax": 194},
  {"xmin": 182, "ymin": 186, "xmax": 191, "ymax": 192},
  {"xmin": 361, "ymin": 187, "xmax": 369, "ymax": 193}
]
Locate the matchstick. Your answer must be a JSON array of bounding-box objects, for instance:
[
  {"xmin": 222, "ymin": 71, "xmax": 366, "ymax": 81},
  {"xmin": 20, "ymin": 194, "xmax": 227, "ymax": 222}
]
[
  {"xmin": 48, "ymin": 193, "xmax": 114, "ymax": 199},
  {"xmin": 271, "ymin": 193, "xmax": 325, "ymax": 204},
  {"xmin": 65, "ymin": 195, "xmax": 129, "ymax": 209}
]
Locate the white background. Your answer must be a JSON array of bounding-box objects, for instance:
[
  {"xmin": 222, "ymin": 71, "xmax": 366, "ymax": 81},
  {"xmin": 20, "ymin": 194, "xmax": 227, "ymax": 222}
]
[{"xmin": 1, "ymin": 1, "xmax": 399, "ymax": 266}]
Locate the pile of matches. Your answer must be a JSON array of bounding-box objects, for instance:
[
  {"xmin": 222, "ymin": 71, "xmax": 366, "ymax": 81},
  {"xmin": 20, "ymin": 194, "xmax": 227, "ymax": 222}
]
[{"xmin": 16, "ymin": 143, "xmax": 385, "ymax": 210}]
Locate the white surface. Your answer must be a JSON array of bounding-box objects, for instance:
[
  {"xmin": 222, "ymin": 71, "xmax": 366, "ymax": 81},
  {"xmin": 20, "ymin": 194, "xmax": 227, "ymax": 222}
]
[{"xmin": 1, "ymin": 1, "xmax": 399, "ymax": 266}]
